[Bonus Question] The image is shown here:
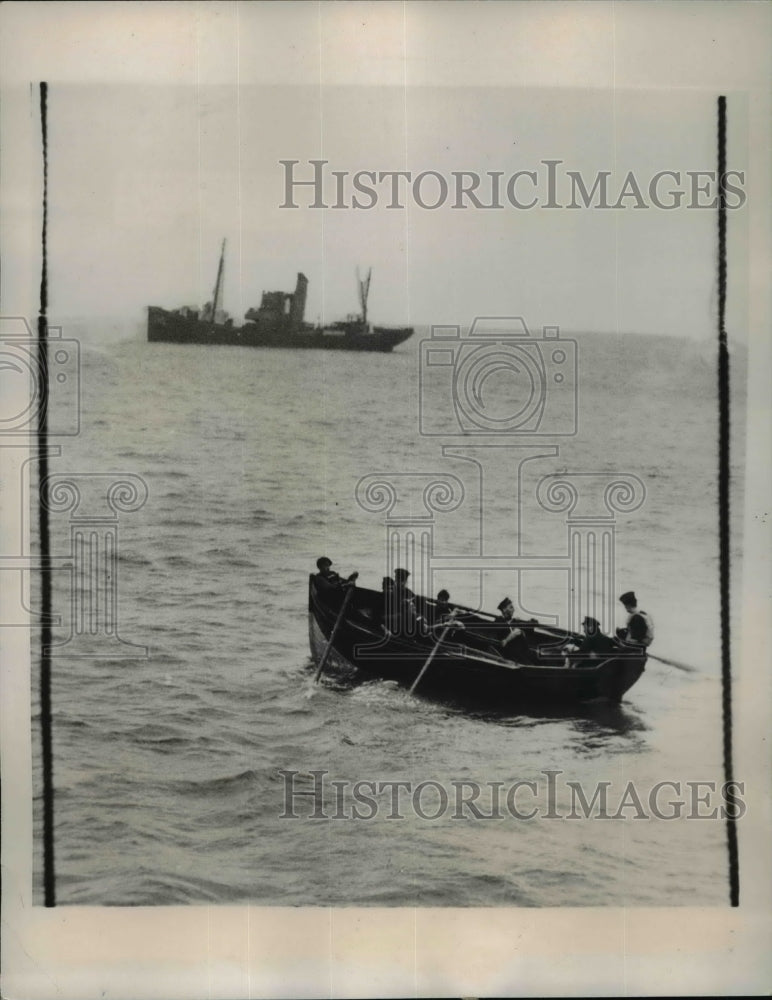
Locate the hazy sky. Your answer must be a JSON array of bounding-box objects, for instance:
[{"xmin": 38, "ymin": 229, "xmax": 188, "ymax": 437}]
[
  {"xmin": 38, "ymin": 81, "xmax": 748, "ymax": 341},
  {"xmin": 0, "ymin": 2, "xmax": 757, "ymax": 342}
]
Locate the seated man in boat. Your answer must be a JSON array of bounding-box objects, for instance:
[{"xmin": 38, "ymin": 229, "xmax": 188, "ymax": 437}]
[
  {"xmin": 314, "ymin": 557, "xmax": 358, "ymax": 603},
  {"xmin": 384, "ymin": 569, "xmax": 427, "ymax": 637},
  {"xmin": 434, "ymin": 589, "xmax": 453, "ymax": 624},
  {"xmin": 381, "ymin": 575, "xmax": 415, "ymax": 635},
  {"xmin": 426, "ymin": 590, "xmax": 466, "ymax": 637},
  {"xmin": 494, "ymin": 597, "xmax": 534, "ymax": 664},
  {"xmin": 615, "ymin": 591, "xmax": 654, "ymax": 654},
  {"xmin": 392, "ymin": 567, "xmax": 414, "ymax": 599},
  {"xmin": 568, "ymin": 617, "xmax": 618, "ymax": 668},
  {"xmin": 381, "ymin": 577, "xmax": 398, "ymax": 633}
]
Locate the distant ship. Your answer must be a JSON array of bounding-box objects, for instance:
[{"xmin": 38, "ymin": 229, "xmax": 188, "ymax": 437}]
[{"xmin": 147, "ymin": 241, "xmax": 413, "ymax": 352}]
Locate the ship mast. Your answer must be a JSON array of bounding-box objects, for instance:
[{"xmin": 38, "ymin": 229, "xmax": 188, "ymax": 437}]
[
  {"xmin": 357, "ymin": 266, "xmax": 372, "ymax": 328},
  {"xmin": 210, "ymin": 239, "xmax": 226, "ymax": 321}
]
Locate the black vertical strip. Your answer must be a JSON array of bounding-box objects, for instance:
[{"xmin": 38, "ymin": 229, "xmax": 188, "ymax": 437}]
[
  {"xmin": 717, "ymin": 95, "xmax": 739, "ymax": 907},
  {"xmin": 38, "ymin": 81, "xmax": 56, "ymax": 907}
]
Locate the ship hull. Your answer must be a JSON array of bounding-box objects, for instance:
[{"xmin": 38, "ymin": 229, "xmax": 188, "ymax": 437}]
[{"xmin": 147, "ymin": 308, "xmax": 413, "ymax": 352}]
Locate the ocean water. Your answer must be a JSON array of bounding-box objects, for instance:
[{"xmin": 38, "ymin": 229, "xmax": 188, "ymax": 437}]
[{"xmin": 31, "ymin": 328, "xmax": 746, "ymax": 906}]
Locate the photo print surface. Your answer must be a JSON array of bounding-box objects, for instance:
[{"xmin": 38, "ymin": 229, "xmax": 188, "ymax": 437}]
[
  {"xmin": 2, "ymin": 4, "xmax": 769, "ymax": 998},
  {"xmin": 24, "ymin": 81, "xmax": 747, "ymax": 907}
]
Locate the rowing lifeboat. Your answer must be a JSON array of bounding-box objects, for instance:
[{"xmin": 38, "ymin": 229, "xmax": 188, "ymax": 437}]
[{"xmin": 308, "ymin": 576, "xmax": 646, "ymax": 707}]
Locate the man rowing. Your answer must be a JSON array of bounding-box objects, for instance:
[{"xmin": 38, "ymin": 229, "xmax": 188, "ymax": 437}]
[
  {"xmin": 392, "ymin": 567, "xmax": 414, "ymax": 599},
  {"xmin": 314, "ymin": 557, "xmax": 358, "ymax": 604},
  {"xmin": 564, "ymin": 616, "xmax": 618, "ymax": 668},
  {"xmin": 434, "ymin": 589, "xmax": 453, "ymax": 624},
  {"xmin": 423, "ymin": 590, "xmax": 466, "ymax": 640},
  {"xmin": 381, "ymin": 568, "xmax": 423, "ymax": 635},
  {"xmin": 493, "ymin": 597, "xmax": 534, "ymax": 664}
]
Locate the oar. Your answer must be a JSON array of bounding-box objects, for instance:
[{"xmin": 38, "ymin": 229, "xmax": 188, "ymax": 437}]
[
  {"xmin": 314, "ymin": 585, "xmax": 355, "ymax": 683},
  {"xmin": 409, "ymin": 614, "xmax": 457, "ymax": 696},
  {"xmin": 647, "ymin": 652, "xmax": 697, "ymax": 674}
]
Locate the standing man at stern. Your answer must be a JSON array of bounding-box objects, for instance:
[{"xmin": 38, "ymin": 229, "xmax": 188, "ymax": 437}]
[{"xmin": 616, "ymin": 591, "xmax": 654, "ymax": 652}]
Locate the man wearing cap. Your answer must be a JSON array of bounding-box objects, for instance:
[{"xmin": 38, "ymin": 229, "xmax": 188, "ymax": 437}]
[
  {"xmin": 434, "ymin": 589, "xmax": 454, "ymax": 625},
  {"xmin": 425, "ymin": 590, "xmax": 467, "ymax": 638},
  {"xmin": 493, "ymin": 597, "xmax": 533, "ymax": 664},
  {"xmin": 392, "ymin": 567, "xmax": 415, "ymax": 598},
  {"xmin": 314, "ymin": 556, "xmax": 358, "ymax": 603},
  {"xmin": 616, "ymin": 591, "xmax": 654, "ymax": 651},
  {"xmin": 387, "ymin": 568, "xmax": 423, "ymax": 635},
  {"xmin": 569, "ymin": 616, "xmax": 618, "ymax": 668}
]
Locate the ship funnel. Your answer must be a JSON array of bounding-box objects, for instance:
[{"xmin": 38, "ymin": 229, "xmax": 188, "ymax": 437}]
[{"xmin": 289, "ymin": 273, "xmax": 308, "ymax": 330}]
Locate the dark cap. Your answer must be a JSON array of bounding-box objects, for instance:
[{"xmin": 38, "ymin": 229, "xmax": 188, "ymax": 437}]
[
  {"xmin": 437, "ymin": 589, "xmax": 450, "ymax": 602},
  {"xmin": 583, "ymin": 616, "xmax": 600, "ymax": 631},
  {"xmin": 497, "ymin": 597, "xmax": 513, "ymax": 612},
  {"xmin": 394, "ymin": 568, "xmax": 410, "ymax": 579},
  {"xmin": 316, "ymin": 556, "xmax": 333, "ymax": 570},
  {"xmin": 619, "ymin": 591, "xmax": 636, "ymax": 606}
]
